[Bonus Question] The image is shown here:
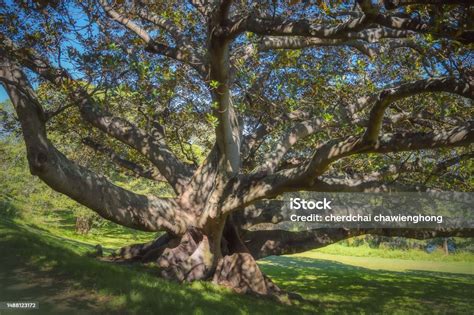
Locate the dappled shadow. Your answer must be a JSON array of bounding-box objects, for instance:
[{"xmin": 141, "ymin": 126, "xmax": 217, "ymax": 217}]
[
  {"xmin": 0, "ymin": 266, "xmax": 109, "ymax": 314},
  {"xmin": 404, "ymin": 269, "xmax": 474, "ymax": 279},
  {"xmin": 0, "ymin": 220, "xmax": 308, "ymax": 314},
  {"xmin": 258, "ymin": 255, "xmax": 474, "ymax": 313},
  {"xmin": 1, "ymin": 218, "xmax": 473, "ymax": 314},
  {"xmin": 26, "ymin": 222, "xmax": 50, "ymax": 233}
]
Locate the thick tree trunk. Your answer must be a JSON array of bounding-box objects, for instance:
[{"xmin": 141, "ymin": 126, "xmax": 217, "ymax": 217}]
[
  {"xmin": 158, "ymin": 227, "xmax": 218, "ymax": 282},
  {"xmin": 111, "ymin": 215, "xmax": 286, "ymax": 298}
]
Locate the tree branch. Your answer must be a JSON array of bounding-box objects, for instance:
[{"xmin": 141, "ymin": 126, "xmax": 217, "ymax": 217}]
[
  {"xmin": 82, "ymin": 137, "xmax": 167, "ymax": 182},
  {"xmin": 355, "ymin": 0, "xmax": 473, "ymax": 43},
  {"xmin": 231, "ymin": 13, "xmax": 371, "ymax": 39},
  {"xmin": 310, "ymin": 176, "xmax": 430, "ymax": 193},
  {"xmin": 306, "ymin": 121, "xmax": 474, "ymax": 177},
  {"xmin": 133, "ymin": 4, "xmax": 185, "ymax": 41},
  {"xmin": 188, "ymin": 0, "xmax": 211, "ymax": 17},
  {"xmin": 0, "ymin": 35, "xmax": 194, "ymax": 193},
  {"xmin": 241, "ymin": 110, "xmax": 311, "ymax": 165},
  {"xmin": 209, "ymin": 20, "xmax": 241, "ymax": 175},
  {"xmin": 220, "ymin": 122, "xmax": 474, "ymax": 213},
  {"xmin": 239, "ymin": 200, "xmax": 285, "ymax": 228},
  {"xmin": 343, "ymin": 151, "xmax": 474, "ymax": 182},
  {"xmin": 256, "ymin": 36, "xmax": 377, "ymax": 57},
  {"xmin": 0, "ymin": 57, "xmax": 191, "ymax": 234},
  {"xmin": 99, "ymin": 0, "xmax": 207, "ymax": 76},
  {"xmin": 99, "ymin": 0, "xmax": 151, "ymax": 42},
  {"xmin": 230, "ymin": 2, "xmax": 472, "ymax": 44},
  {"xmin": 255, "ymin": 118, "xmax": 324, "ymax": 174},
  {"xmin": 363, "ymin": 77, "xmax": 473, "ymax": 144}
]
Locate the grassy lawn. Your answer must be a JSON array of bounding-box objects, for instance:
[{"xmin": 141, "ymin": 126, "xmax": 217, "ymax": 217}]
[
  {"xmin": 291, "ymin": 251, "xmax": 474, "ymax": 274},
  {"xmin": 312, "ymin": 242, "xmax": 474, "ymax": 262},
  {"xmin": 0, "ymin": 218, "xmax": 473, "ymax": 314}
]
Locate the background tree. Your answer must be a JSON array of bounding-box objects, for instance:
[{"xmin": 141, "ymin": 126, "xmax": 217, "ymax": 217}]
[{"xmin": 0, "ymin": 0, "xmax": 472, "ymax": 297}]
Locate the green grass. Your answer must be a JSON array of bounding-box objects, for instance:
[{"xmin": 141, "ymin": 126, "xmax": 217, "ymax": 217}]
[
  {"xmin": 291, "ymin": 252, "xmax": 474, "ymax": 274},
  {"xmin": 14, "ymin": 204, "xmax": 157, "ymax": 249},
  {"xmin": 1, "ymin": 217, "xmax": 473, "ymax": 314},
  {"xmin": 312, "ymin": 243, "xmax": 474, "ymax": 262},
  {"xmin": 0, "ymin": 218, "xmax": 300, "ymax": 315}
]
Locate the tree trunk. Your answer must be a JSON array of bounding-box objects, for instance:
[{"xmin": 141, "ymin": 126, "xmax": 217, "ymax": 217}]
[
  {"xmin": 210, "ymin": 216, "xmax": 282, "ymax": 296},
  {"xmin": 111, "ymin": 214, "xmax": 286, "ymax": 299},
  {"xmin": 443, "ymin": 238, "xmax": 449, "ymax": 255}
]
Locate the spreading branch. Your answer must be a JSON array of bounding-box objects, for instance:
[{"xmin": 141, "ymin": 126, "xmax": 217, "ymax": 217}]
[
  {"xmin": 0, "ymin": 35, "xmax": 194, "ymax": 193},
  {"xmin": 220, "ymin": 122, "xmax": 474, "ymax": 212},
  {"xmin": 0, "ymin": 57, "xmax": 191, "ymax": 234},
  {"xmin": 255, "ymin": 118, "xmax": 324, "ymax": 174},
  {"xmin": 363, "ymin": 77, "xmax": 473, "ymax": 144},
  {"xmin": 82, "ymin": 137, "xmax": 167, "ymax": 182}
]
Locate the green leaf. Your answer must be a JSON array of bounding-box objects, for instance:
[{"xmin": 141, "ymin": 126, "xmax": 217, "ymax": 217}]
[
  {"xmin": 322, "ymin": 113, "xmax": 334, "ymax": 122},
  {"xmin": 210, "ymin": 80, "xmax": 220, "ymax": 89}
]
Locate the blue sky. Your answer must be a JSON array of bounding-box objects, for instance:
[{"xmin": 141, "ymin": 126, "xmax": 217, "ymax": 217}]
[{"xmin": 0, "ymin": 86, "xmax": 7, "ymax": 102}]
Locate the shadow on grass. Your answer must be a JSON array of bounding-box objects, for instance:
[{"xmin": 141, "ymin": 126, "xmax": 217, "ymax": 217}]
[
  {"xmin": 1, "ymin": 218, "xmax": 473, "ymax": 314},
  {"xmin": 0, "ymin": 220, "xmax": 306, "ymax": 315},
  {"xmin": 259, "ymin": 255, "xmax": 474, "ymax": 313}
]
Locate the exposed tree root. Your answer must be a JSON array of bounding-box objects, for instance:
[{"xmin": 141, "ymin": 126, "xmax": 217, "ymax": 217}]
[
  {"xmin": 212, "ymin": 252, "xmax": 275, "ymax": 295},
  {"xmin": 157, "ymin": 228, "xmax": 214, "ymax": 281},
  {"xmin": 107, "ymin": 225, "xmax": 302, "ymax": 302},
  {"xmin": 113, "ymin": 232, "xmax": 175, "ymax": 262}
]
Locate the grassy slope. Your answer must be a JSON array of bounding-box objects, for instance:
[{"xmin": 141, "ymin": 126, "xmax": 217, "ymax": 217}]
[
  {"xmin": 0, "ymin": 218, "xmax": 299, "ymax": 315},
  {"xmin": 1, "ymin": 218, "xmax": 473, "ymax": 314}
]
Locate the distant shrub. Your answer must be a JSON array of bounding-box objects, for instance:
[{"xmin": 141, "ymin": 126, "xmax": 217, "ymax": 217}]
[{"xmin": 339, "ymin": 235, "xmax": 474, "ymax": 254}]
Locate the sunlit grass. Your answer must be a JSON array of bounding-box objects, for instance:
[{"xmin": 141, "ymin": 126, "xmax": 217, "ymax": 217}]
[
  {"xmin": 259, "ymin": 255, "xmax": 474, "ymax": 313},
  {"xmin": 312, "ymin": 243, "xmax": 474, "ymax": 262},
  {"xmin": 290, "ymin": 251, "xmax": 474, "ymax": 274},
  {"xmin": 0, "ymin": 218, "xmax": 304, "ymax": 314}
]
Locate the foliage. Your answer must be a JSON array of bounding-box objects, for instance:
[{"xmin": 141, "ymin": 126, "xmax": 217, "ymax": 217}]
[{"xmin": 1, "ymin": 1, "xmax": 472, "ymax": 192}]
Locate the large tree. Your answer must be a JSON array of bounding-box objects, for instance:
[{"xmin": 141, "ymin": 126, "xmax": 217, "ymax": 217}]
[{"xmin": 0, "ymin": 0, "xmax": 473, "ymax": 297}]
